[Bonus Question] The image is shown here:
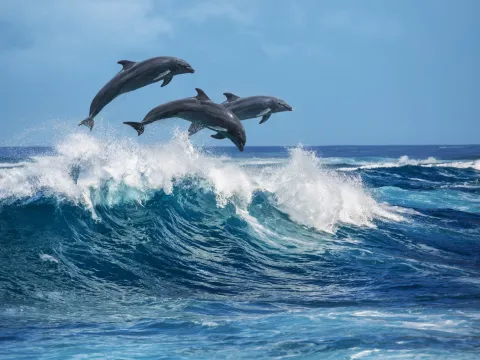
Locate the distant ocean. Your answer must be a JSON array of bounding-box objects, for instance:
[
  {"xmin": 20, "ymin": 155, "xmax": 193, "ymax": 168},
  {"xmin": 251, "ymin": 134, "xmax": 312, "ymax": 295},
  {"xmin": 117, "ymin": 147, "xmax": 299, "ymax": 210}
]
[{"xmin": 1, "ymin": 133, "xmax": 479, "ymax": 359}]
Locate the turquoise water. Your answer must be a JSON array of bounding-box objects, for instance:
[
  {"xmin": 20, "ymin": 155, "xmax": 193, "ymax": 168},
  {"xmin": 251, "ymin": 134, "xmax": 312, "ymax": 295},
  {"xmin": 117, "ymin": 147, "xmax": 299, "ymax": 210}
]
[{"xmin": 1, "ymin": 134, "xmax": 479, "ymax": 359}]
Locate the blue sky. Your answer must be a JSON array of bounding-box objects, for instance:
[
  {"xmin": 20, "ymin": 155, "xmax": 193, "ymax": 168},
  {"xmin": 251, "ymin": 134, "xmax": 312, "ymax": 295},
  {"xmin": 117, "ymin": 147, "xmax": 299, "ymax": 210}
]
[{"xmin": 0, "ymin": 0, "xmax": 479, "ymax": 146}]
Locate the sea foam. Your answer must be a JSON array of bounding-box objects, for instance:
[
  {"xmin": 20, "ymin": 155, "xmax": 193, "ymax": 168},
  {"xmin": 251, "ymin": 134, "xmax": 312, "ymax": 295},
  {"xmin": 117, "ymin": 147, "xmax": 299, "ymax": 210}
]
[{"xmin": 0, "ymin": 132, "xmax": 402, "ymax": 233}]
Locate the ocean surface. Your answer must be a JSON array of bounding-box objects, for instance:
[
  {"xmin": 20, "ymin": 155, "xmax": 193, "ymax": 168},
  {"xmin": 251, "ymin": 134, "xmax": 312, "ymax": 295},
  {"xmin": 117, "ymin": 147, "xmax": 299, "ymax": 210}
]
[{"xmin": 0, "ymin": 133, "xmax": 479, "ymax": 359}]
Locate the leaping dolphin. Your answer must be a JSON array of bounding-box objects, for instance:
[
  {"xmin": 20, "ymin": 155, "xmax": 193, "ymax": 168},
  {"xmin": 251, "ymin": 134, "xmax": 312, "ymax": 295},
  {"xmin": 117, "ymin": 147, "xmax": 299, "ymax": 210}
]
[
  {"xmin": 188, "ymin": 93, "xmax": 293, "ymax": 136},
  {"xmin": 124, "ymin": 88, "xmax": 246, "ymax": 152},
  {"xmin": 79, "ymin": 56, "xmax": 195, "ymax": 130}
]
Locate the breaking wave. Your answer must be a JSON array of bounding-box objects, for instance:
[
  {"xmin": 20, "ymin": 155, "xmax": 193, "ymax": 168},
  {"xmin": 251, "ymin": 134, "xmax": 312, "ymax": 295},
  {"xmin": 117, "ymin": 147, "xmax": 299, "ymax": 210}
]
[
  {"xmin": 1, "ymin": 136, "xmax": 479, "ymax": 359},
  {"xmin": 337, "ymin": 155, "xmax": 480, "ymax": 172},
  {"xmin": 0, "ymin": 132, "xmax": 401, "ymax": 233}
]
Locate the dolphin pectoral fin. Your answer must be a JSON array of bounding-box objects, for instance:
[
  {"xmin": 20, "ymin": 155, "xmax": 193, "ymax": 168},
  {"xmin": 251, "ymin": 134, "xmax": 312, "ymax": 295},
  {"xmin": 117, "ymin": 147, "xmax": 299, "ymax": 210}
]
[
  {"xmin": 211, "ymin": 133, "xmax": 227, "ymax": 140},
  {"xmin": 256, "ymin": 108, "xmax": 271, "ymax": 117},
  {"xmin": 78, "ymin": 116, "xmax": 94, "ymax": 131},
  {"xmin": 223, "ymin": 92, "xmax": 241, "ymax": 102},
  {"xmin": 259, "ymin": 113, "xmax": 271, "ymax": 124},
  {"xmin": 124, "ymin": 122, "xmax": 145, "ymax": 136},
  {"xmin": 153, "ymin": 70, "xmax": 171, "ymax": 82},
  {"xmin": 117, "ymin": 60, "xmax": 136, "ymax": 71},
  {"xmin": 188, "ymin": 122, "xmax": 205, "ymax": 136},
  {"xmin": 161, "ymin": 75, "xmax": 173, "ymax": 87}
]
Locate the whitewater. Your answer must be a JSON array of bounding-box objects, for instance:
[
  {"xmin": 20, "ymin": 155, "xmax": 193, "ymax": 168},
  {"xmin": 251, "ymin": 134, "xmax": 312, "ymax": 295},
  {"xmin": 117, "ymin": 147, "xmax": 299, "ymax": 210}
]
[
  {"xmin": 0, "ymin": 132, "xmax": 402, "ymax": 233},
  {"xmin": 0, "ymin": 133, "xmax": 479, "ymax": 359}
]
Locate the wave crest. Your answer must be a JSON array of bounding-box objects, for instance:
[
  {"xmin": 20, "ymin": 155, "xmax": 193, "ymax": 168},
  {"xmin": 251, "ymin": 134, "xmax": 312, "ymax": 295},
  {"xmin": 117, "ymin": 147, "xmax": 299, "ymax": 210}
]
[
  {"xmin": 0, "ymin": 133, "xmax": 401, "ymax": 233},
  {"xmin": 338, "ymin": 155, "xmax": 480, "ymax": 172}
]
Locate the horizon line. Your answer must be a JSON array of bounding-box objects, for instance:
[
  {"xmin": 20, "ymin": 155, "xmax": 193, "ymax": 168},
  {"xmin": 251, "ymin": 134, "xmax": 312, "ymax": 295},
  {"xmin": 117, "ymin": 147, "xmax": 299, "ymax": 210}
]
[{"xmin": 1, "ymin": 144, "xmax": 480, "ymax": 148}]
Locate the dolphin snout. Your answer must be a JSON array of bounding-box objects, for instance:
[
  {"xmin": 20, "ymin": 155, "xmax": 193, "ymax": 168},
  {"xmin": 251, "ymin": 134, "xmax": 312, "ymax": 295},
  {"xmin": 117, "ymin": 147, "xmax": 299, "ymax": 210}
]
[
  {"xmin": 186, "ymin": 66, "xmax": 195, "ymax": 73},
  {"xmin": 235, "ymin": 140, "xmax": 245, "ymax": 152}
]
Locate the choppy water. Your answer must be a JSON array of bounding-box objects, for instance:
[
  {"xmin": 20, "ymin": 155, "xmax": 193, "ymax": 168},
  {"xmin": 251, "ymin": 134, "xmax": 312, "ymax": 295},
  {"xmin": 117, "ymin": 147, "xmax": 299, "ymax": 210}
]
[{"xmin": 0, "ymin": 133, "xmax": 479, "ymax": 359}]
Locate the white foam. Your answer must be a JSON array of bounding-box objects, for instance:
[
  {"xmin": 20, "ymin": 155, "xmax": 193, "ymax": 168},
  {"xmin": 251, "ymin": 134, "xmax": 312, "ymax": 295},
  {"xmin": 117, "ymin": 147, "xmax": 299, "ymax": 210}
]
[
  {"xmin": 39, "ymin": 254, "xmax": 59, "ymax": 263},
  {"xmin": 351, "ymin": 350, "xmax": 380, "ymax": 359},
  {"xmin": 319, "ymin": 157, "xmax": 370, "ymax": 166},
  {"xmin": 0, "ymin": 132, "xmax": 402, "ymax": 233},
  {"xmin": 337, "ymin": 155, "xmax": 480, "ymax": 172},
  {"xmin": 432, "ymin": 160, "xmax": 480, "ymax": 171},
  {"xmin": 338, "ymin": 156, "xmax": 439, "ymax": 171},
  {"xmin": 0, "ymin": 162, "xmax": 32, "ymax": 168},
  {"xmin": 400, "ymin": 319, "xmax": 466, "ymax": 333},
  {"xmin": 254, "ymin": 148, "xmax": 403, "ymax": 233},
  {"xmin": 351, "ymin": 310, "xmax": 471, "ymax": 335},
  {"xmin": 235, "ymin": 207, "xmax": 282, "ymax": 248},
  {"xmin": 231, "ymin": 158, "xmax": 287, "ymax": 167}
]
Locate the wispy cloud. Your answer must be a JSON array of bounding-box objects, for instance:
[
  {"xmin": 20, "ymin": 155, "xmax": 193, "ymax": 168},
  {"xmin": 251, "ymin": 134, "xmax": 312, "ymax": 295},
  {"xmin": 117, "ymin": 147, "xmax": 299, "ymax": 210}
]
[
  {"xmin": 0, "ymin": 0, "xmax": 173, "ymax": 64},
  {"xmin": 285, "ymin": 1, "xmax": 308, "ymax": 31},
  {"xmin": 260, "ymin": 41, "xmax": 330, "ymax": 62},
  {"xmin": 0, "ymin": 0, "xmax": 401, "ymax": 70},
  {"xmin": 0, "ymin": 21, "xmax": 34, "ymax": 51},
  {"xmin": 320, "ymin": 9, "xmax": 403, "ymax": 40},
  {"xmin": 0, "ymin": 0, "xmax": 263, "ymax": 68},
  {"xmin": 178, "ymin": 0, "xmax": 257, "ymax": 25}
]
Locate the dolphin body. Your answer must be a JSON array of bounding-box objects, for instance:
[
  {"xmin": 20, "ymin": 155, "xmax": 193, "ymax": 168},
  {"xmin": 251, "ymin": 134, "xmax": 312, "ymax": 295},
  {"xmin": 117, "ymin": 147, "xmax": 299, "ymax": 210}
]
[
  {"xmin": 188, "ymin": 92, "xmax": 293, "ymax": 137},
  {"xmin": 79, "ymin": 56, "xmax": 195, "ymax": 130},
  {"xmin": 124, "ymin": 88, "xmax": 247, "ymax": 151}
]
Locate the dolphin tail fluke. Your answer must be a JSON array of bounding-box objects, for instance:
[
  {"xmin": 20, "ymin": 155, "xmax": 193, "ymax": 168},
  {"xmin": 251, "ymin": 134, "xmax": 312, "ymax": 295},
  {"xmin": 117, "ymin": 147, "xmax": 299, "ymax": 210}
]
[
  {"xmin": 78, "ymin": 116, "xmax": 94, "ymax": 131},
  {"xmin": 123, "ymin": 122, "xmax": 145, "ymax": 136}
]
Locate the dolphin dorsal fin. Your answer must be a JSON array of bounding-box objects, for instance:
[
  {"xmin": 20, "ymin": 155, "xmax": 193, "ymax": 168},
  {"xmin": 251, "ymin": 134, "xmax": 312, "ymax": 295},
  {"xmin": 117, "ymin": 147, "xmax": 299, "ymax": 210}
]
[
  {"xmin": 117, "ymin": 60, "xmax": 136, "ymax": 71},
  {"xmin": 223, "ymin": 92, "xmax": 240, "ymax": 102},
  {"xmin": 195, "ymin": 88, "xmax": 211, "ymax": 101}
]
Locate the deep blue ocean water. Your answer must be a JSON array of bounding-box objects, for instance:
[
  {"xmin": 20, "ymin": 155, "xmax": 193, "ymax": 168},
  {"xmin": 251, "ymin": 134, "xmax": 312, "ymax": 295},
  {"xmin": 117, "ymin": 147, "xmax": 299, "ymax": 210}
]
[{"xmin": 0, "ymin": 134, "xmax": 479, "ymax": 359}]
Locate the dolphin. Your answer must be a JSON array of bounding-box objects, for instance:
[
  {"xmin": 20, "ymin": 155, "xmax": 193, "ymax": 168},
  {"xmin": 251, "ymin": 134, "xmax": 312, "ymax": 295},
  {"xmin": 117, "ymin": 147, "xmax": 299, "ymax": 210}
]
[
  {"xmin": 188, "ymin": 92, "xmax": 293, "ymax": 137},
  {"xmin": 79, "ymin": 56, "xmax": 195, "ymax": 130},
  {"xmin": 124, "ymin": 88, "xmax": 247, "ymax": 151}
]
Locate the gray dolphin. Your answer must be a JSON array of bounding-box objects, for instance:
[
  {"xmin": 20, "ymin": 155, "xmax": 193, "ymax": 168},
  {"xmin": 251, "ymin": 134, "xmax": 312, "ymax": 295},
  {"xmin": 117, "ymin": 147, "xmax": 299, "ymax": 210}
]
[
  {"xmin": 188, "ymin": 92, "xmax": 293, "ymax": 136},
  {"xmin": 124, "ymin": 88, "xmax": 247, "ymax": 151},
  {"xmin": 79, "ymin": 56, "xmax": 195, "ymax": 130}
]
